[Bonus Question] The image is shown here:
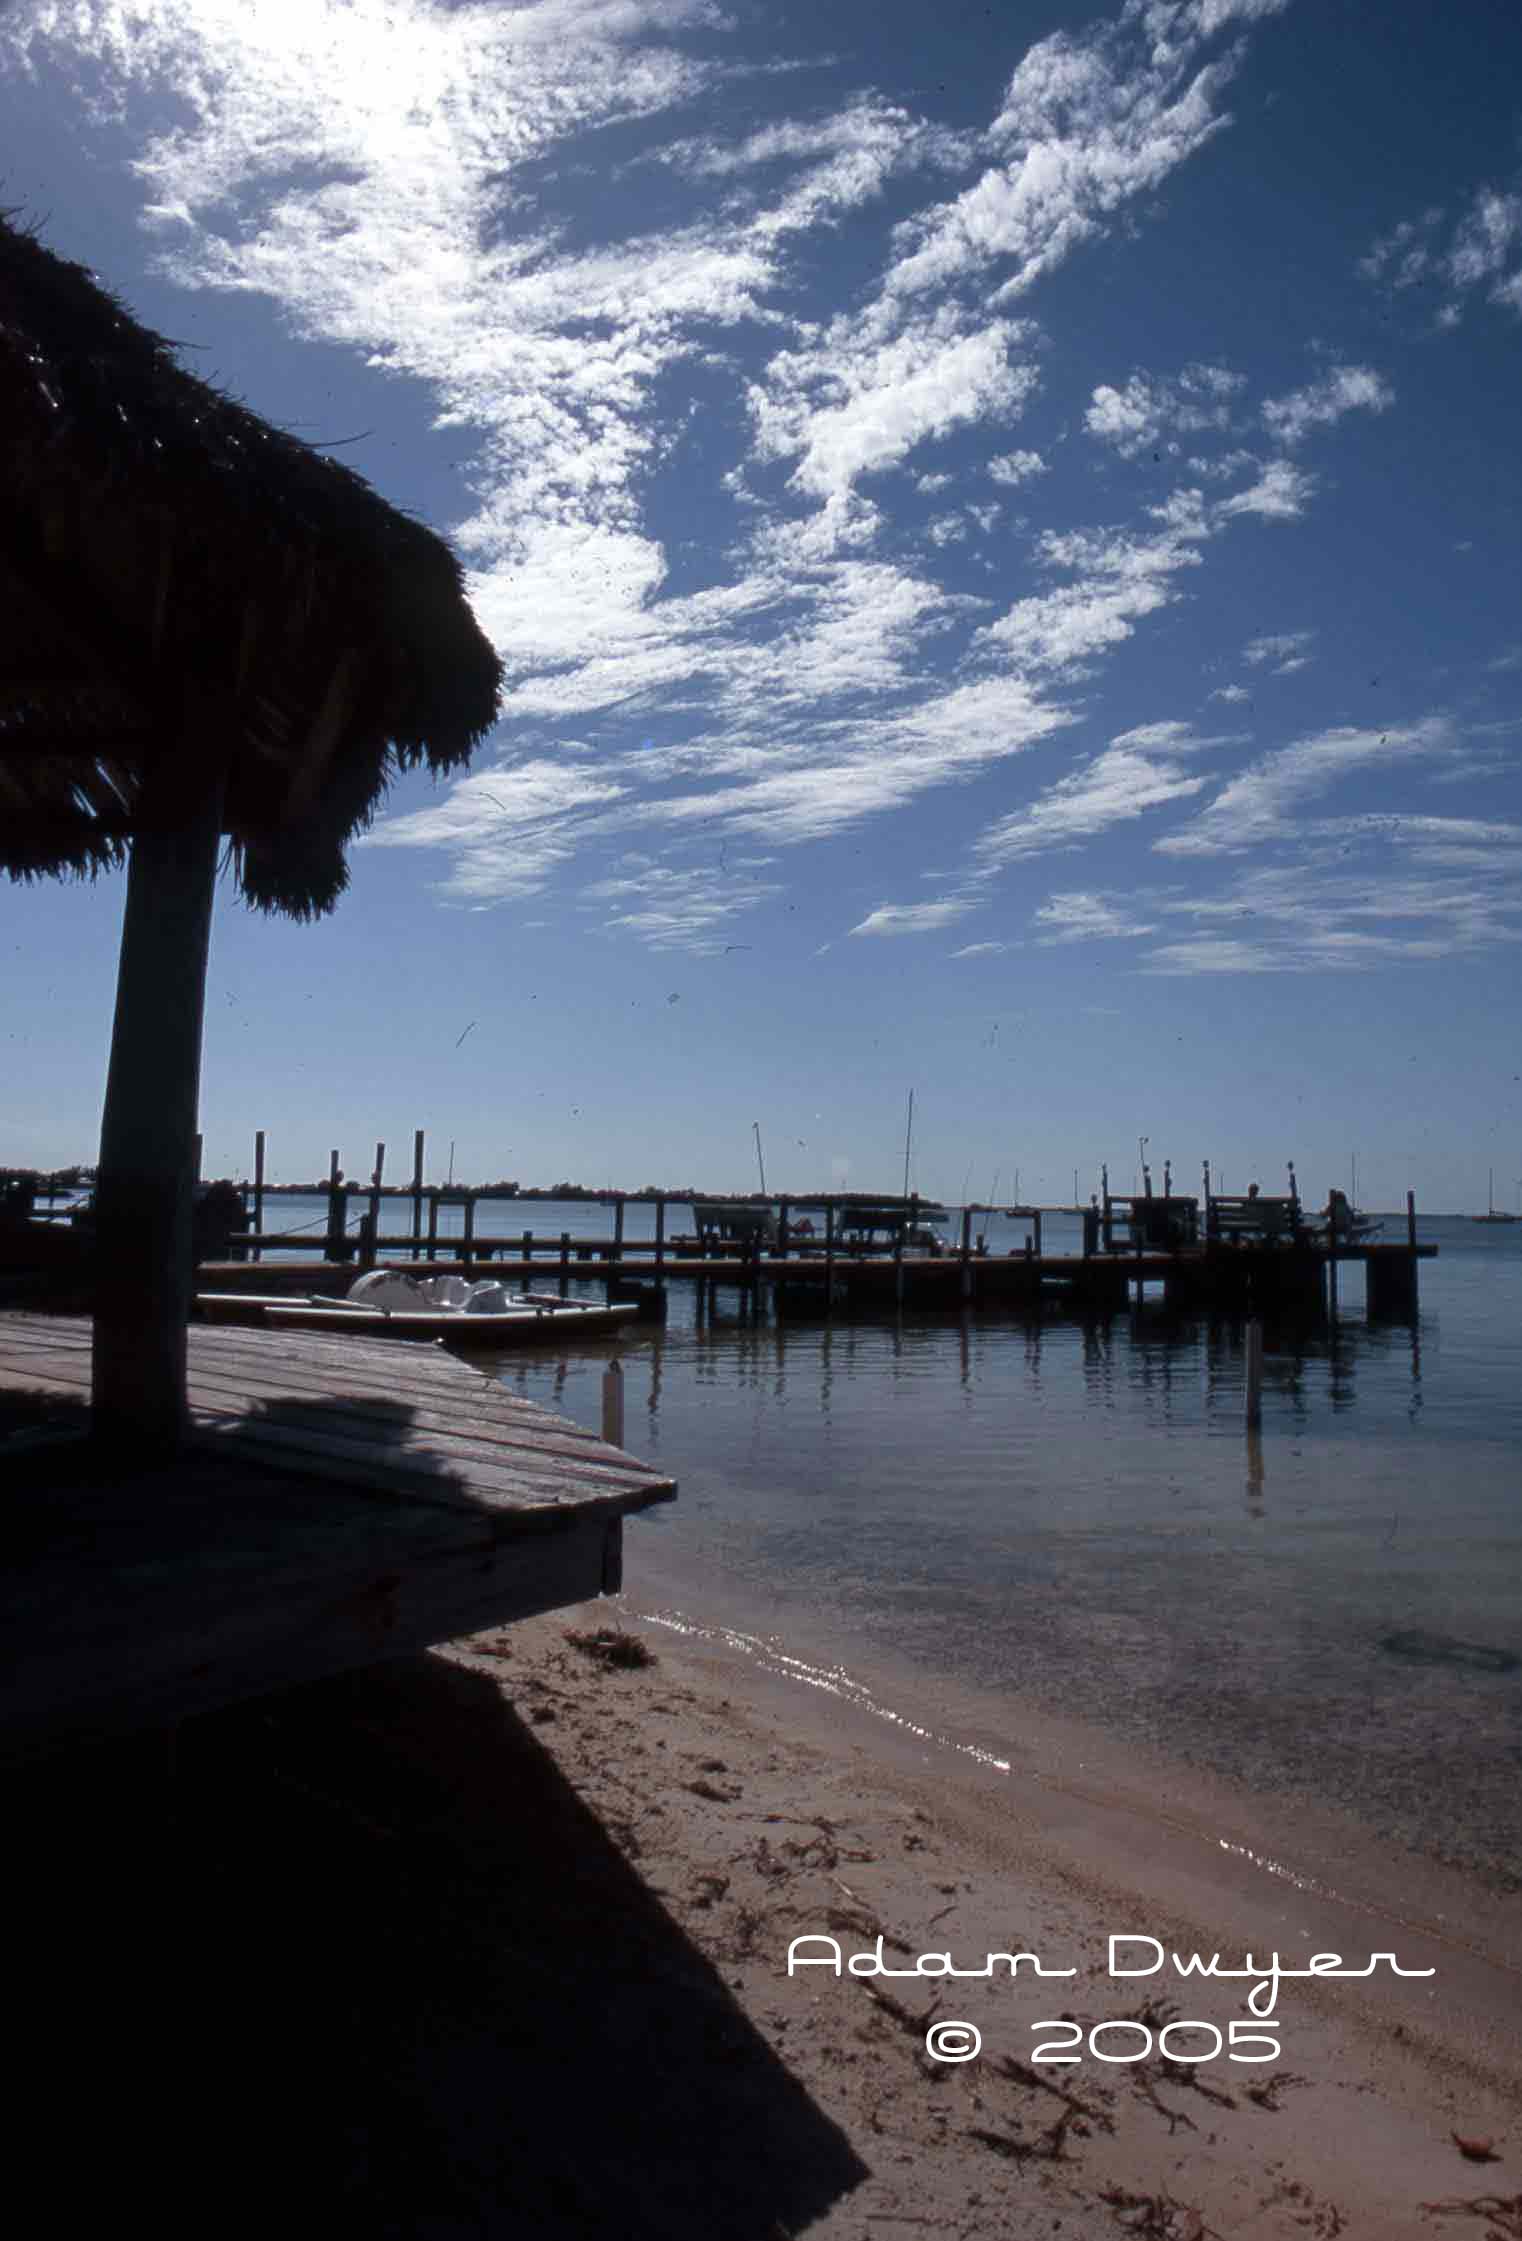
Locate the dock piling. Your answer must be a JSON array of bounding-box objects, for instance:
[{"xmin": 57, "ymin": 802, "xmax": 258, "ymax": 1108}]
[
  {"xmin": 1245, "ymin": 1319, "xmax": 1264, "ymax": 1427},
  {"xmin": 362, "ymin": 1141, "xmax": 385, "ymax": 1268},
  {"xmin": 601, "ymin": 1357, "xmax": 625, "ymax": 1447},
  {"xmin": 252, "ymin": 1128, "xmax": 265, "ymax": 1262}
]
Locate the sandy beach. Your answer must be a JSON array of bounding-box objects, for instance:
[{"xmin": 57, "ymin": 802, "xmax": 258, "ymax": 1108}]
[{"xmin": 15, "ymin": 1585, "xmax": 1516, "ymax": 2238}]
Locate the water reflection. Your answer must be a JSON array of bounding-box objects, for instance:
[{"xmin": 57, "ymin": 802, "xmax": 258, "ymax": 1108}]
[{"xmin": 480, "ymin": 1238, "xmax": 1516, "ymax": 1888}]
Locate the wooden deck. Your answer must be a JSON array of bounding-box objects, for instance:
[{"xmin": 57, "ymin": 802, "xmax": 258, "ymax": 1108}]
[{"xmin": 0, "ymin": 1313, "xmax": 675, "ymax": 1762}]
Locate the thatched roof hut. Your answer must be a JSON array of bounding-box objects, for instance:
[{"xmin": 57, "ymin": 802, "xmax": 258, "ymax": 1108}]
[
  {"xmin": 0, "ymin": 213, "xmax": 503, "ymax": 1446},
  {"xmin": 0, "ymin": 212, "xmax": 501, "ymax": 913}
]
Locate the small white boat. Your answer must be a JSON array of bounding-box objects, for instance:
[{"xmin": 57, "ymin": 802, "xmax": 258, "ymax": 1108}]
[{"xmin": 196, "ymin": 1271, "xmax": 639, "ymax": 1347}]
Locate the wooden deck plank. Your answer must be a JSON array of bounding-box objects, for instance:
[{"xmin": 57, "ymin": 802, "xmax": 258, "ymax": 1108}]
[
  {"xmin": 0, "ymin": 1311, "xmax": 670, "ymax": 1761},
  {"xmin": 193, "ymin": 1411, "xmax": 661, "ymax": 1515},
  {"xmin": 0, "ymin": 1315, "xmax": 672, "ymax": 1519}
]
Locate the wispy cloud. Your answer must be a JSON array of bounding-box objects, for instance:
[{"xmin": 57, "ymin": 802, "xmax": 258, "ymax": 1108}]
[
  {"xmin": 850, "ymin": 898, "xmax": 977, "ymax": 937},
  {"xmin": 1142, "ymin": 815, "xmax": 1522, "ymax": 971},
  {"xmin": 581, "ymin": 859, "xmax": 783, "ymax": 952},
  {"xmin": 1, "ymin": 0, "xmax": 1335, "ymax": 951},
  {"xmin": 1362, "ymin": 181, "xmax": 1522, "ymax": 324},
  {"xmin": 1243, "ymin": 628, "xmax": 1315, "ymax": 671},
  {"xmin": 1033, "ymin": 891, "xmax": 1157, "ymax": 942},
  {"xmin": 363, "ymin": 762, "xmax": 629, "ymax": 900},
  {"xmin": 950, "ymin": 940, "xmax": 1010, "ymax": 957},
  {"xmin": 977, "ymin": 721, "xmax": 1219, "ymax": 864},
  {"xmin": 980, "ymin": 496, "xmax": 1210, "ymax": 677},
  {"xmin": 1261, "ymin": 365, "xmax": 1395, "ymax": 448},
  {"xmin": 1155, "ymin": 717, "xmax": 1457, "ymax": 856}
]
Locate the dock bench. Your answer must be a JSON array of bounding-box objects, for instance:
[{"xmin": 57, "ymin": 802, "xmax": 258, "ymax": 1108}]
[{"xmin": 1206, "ymin": 1194, "xmax": 1303, "ymax": 1244}]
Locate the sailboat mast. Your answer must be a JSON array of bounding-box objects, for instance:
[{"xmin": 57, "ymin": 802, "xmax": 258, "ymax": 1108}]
[
  {"xmin": 902, "ymin": 1090, "xmax": 914, "ymax": 1201},
  {"xmin": 754, "ymin": 1121, "xmax": 767, "ymax": 1197}
]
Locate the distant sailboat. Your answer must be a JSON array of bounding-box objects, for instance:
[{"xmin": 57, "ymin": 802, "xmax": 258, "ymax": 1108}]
[{"xmin": 1472, "ymin": 1169, "xmax": 1521, "ymax": 1224}]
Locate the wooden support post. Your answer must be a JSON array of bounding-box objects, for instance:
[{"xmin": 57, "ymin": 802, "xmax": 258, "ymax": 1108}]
[
  {"xmin": 411, "ymin": 1130, "xmax": 425, "ymax": 1261},
  {"xmin": 1245, "ymin": 1319, "xmax": 1264, "ymax": 1428},
  {"xmin": 613, "ymin": 1196, "xmax": 625, "ymax": 1267},
  {"xmin": 522, "ymin": 1228, "xmax": 532, "ymax": 1270},
  {"xmin": 252, "ymin": 1128, "xmax": 265, "ymax": 1263},
  {"xmin": 1407, "ymin": 1190, "xmax": 1417, "ymax": 1251},
  {"xmin": 193, "ymin": 1132, "xmax": 203, "ymax": 1183},
  {"xmin": 427, "ymin": 1193, "xmax": 439, "ymax": 1262},
  {"xmin": 1325, "ymin": 1195, "xmax": 1338, "ymax": 1319},
  {"xmin": 362, "ymin": 1140, "xmax": 384, "ymax": 1267},
  {"xmin": 92, "ymin": 748, "xmax": 226, "ymax": 1452},
  {"xmin": 559, "ymin": 1231, "xmax": 570, "ymax": 1298},
  {"xmin": 1368, "ymin": 1249, "xmax": 1418, "ymax": 1319},
  {"xmin": 1033, "ymin": 1209, "xmax": 1043, "ymax": 1259},
  {"xmin": 601, "ymin": 1358, "xmax": 625, "ymax": 1448},
  {"xmin": 778, "ymin": 1198, "xmax": 790, "ymax": 1263},
  {"xmin": 325, "ymin": 1148, "xmax": 348, "ymax": 1263},
  {"xmin": 461, "ymin": 1192, "xmax": 476, "ymax": 1269},
  {"xmin": 654, "ymin": 1197, "xmax": 666, "ymax": 1273}
]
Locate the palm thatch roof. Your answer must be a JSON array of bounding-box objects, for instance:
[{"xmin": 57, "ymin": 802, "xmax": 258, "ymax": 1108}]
[{"xmin": 0, "ymin": 213, "xmax": 502, "ymax": 917}]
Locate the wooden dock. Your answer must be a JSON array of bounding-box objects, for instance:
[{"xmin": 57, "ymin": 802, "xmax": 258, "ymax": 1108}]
[
  {"xmin": 0, "ymin": 1313, "xmax": 675, "ymax": 1763},
  {"xmin": 199, "ymin": 1231, "xmax": 1436, "ymax": 1322}
]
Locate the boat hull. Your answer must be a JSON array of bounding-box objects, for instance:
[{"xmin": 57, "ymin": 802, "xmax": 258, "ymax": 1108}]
[{"xmin": 195, "ymin": 1293, "xmax": 639, "ymax": 1346}]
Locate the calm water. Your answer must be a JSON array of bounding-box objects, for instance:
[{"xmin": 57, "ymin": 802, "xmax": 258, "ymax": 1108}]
[{"xmin": 249, "ymin": 1197, "xmax": 1521, "ymax": 1886}]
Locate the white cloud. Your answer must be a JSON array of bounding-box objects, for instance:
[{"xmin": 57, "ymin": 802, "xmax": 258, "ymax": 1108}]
[
  {"xmin": 850, "ymin": 898, "xmax": 976, "ymax": 936},
  {"xmin": 751, "ymin": 313, "xmax": 1040, "ymax": 507},
  {"xmin": 1210, "ymin": 683, "xmax": 1251, "ymax": 703},
  {"xmin": 988, "ymin": 448, "xmax": 1047, "ymax": 485},
  {"xmin": 1243, "ymin": 629, "xmax": 1315, "ymax": 670},
  {"xmin": 1215, "ymin": 458, "xmax": 1315, "ymax": 519},
  {"xmin": 982, "ymin": 501, "xmax": 1209, "ymax": 677},
  {"xmin": 1261, "ymin": 365, "xmax": 1395, "ymax": 447},
  {"xmin": 886, "ymin": 5, "xmax": 1278, "ymax": 305},
  {"xmin": 1084, "ymin": 362, "xmax": 1243, "ymax": 457},
  {"xmin": 950, "ymin": 940, "xmax": 1010, "ymax": 957}
]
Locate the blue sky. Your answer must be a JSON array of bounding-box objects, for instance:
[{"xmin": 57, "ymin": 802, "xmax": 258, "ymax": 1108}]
[{"xmin": 3, "ymin": 0, "xmax": 1520, "ymax": 1209}]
